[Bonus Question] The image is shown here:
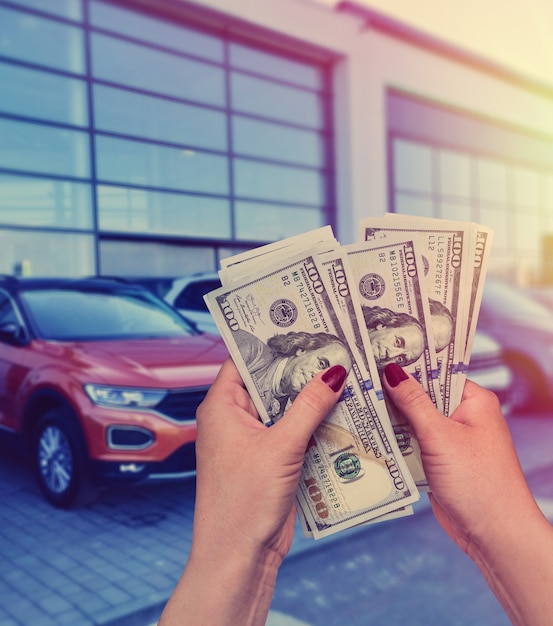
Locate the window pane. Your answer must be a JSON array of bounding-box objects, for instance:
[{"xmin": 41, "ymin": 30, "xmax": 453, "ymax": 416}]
[
  {"xmin": 235, "ymin": 201, "xmax": 323, "ymax": 241},
  {"xmin": 90, "ymin": 1, "xmax": 223, "ymax": 62},
  {"xmin": 234, "ymin": 159, "xmax": 323, "ymax": 205},
  {"xmin": 394, "ymin": 193, "xmax": 434, "ymax": 218},
  {"xmin": 439, "ymin": 150, "xmax": 471, "ymax": 199},
  {"xmin": 479, "ymin": 207, "xmax": 509, "ymax": 248},
  {"xmin": 93, "ymin": 85, "xmax": 227, "ymax": 151},
  {"xmin": 0, "ymin": 62, "xmax": 88, "ymax": 126},
  {"xmin": 95, "ymin": 136, "xmax": 229, "ymax": 195},
  {"xmin": 91, "ymin": 33, "xmax": 225, "ymax": 106},
  {"xmin": 0, "ymin": 230, "xmax": 94, "ymax": 276},
  {"xmin": 0, "ymin": 7, "xmax": 84, "ymax": 73},
  {"xmin": 477, "ymin": 158, "xmax": 507, "ymax": 204},
  {"xmin": 99, "ymin": 239, "xmax": 216, "ymax": 276},
  {"xmin": 515, "ymin": 211, "xmax": 540, "ymax": 250},
  {"xmin": 0, "ymin": 118, "xmax": 89, "ymax": 178},
  {"xmin": 393, "ymin": 140, "xmax": 433, "ymax": 193},
  {"xmin": 231, "ymin": 73, "xmax": 323, "ymax": 128},
  {"xmin": 5, "ymin": 0, "xmax": 82, "ymax": 20},
  {"xmin": 439, "ymin": 201, "xmax": 473, "ymax": 223},
  {"xmin": 97, "ymin": 186, "xmax": 231, "ymax": 238},
  {"xmin": 229, "ymin": 42, "xmax": 323, "ymax": 90},
  {"xmin": 514, "ymin": 166, "xmax": 540, "ymax": 208},
  {"xmin": 0, "ymin": 174, "xmax": 92, "ymax": 228},
  {"xmin": 233, "ymin": 117, "xmax": 323, "ymax": 167}
]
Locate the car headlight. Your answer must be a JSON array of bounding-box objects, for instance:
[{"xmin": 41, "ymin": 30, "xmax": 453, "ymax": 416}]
[{"xmin": 84, "ymin": 384, "xmax": 167, "ymax": 408}]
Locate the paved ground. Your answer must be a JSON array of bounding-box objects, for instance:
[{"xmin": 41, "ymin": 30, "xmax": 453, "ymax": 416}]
[{"xmin": 0, "ymin": 411, "xmax": 552, "ymax": 626}]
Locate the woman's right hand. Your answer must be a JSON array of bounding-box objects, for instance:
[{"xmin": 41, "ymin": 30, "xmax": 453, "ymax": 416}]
[
  {"xmin": 382, "ymin": 363, "xmax": 537, "ymax": 554},
  {"xmin": 382, "ymin": 363, "xmax": 553, "ymax": 626}
]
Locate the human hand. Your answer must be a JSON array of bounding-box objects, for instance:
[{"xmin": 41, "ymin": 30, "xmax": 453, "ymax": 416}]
[
  {"xmin": 382, "ymin": 363, "xmax": 536, "ymax": 555},
  {"xmin": 159, "ymin": 358, "xmax": 347, "ymax": 626},
  {"xmin": 192, "ymin": 357, "xmax": 347, "ymax": 566}
]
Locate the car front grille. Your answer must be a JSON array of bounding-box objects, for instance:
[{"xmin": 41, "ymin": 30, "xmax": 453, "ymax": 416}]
[{"xmin": 155, "ymin": 386, "xmax": 210, "ymax": 422}]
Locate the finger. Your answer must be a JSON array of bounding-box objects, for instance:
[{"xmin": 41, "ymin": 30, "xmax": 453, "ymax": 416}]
[
  {"xmin": 199, "ymin": 358, "xmax": 257, "ymax": 421},
  {"xmin": 382, "ymin": 363, "xmax": 445, "ymax": 440},
  {"xmin": 273, "ymin": 364, "xmax": 347, "ymax": 445},
  {"xmin": 213, "ymin": 357, "xmax": 244, "ymax": 387}
]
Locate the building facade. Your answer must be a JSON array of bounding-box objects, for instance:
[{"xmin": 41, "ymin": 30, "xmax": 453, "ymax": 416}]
[{"xmin": 1, "ymin": 0, "xmax": 553, "ymax": 283}]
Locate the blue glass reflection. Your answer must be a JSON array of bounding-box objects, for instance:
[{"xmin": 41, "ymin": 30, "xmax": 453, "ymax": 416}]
[
  {"xmin": 97, "ymin": 185, "xmax": 231, "ymax": 238},
  {"xmin": 0, "ymin": 173, "xmax": 92, "ymax": 228},
  {"xmin": 235, "ymin": 201, "xmax": 323, "ymax": 241},
  {"xmin": 234, "ymin": 159, "xmax": 323, "ymax": 205},
  {"xmin": 0, "ymin": 118, "xmax": 90, "ymax": 178},
  {"xmin": 0, "ymin": 6, "xmax": 84, "ymax": 73},
  {"xmin": 0, "ymin": 230, "xmax": 94, "ymax": 277},
  {"xmin": 90, "ymin": 1, "xmax": 223, "ymax": 62},
  {"xmin": 0, "ymin": 62, "xmax": 88, "ymax": 126},
  {"xmin": 231, "ymin": 73, "xmax": 323, "ymax": 128},
  {"xmin": 91, "ymin": 33, "xmax": 226, "ymax": 106},
  {"xmin": 93, "ymin": 85, "xmax": 227, "ymax": 151},
  {"xmin": 233, "ymin": 116, "xmax": 323, "ymax": 167},
  {"xmin": 4, "ymin": 0, "xmax": 82, "ymax": 20},
  {"xmin": 96, "ymin": 136, "xmax": 229, "ymax": 195},
  {"xmin": 229, "ymin": 42, "xmax": 323, "ymax": 90}
]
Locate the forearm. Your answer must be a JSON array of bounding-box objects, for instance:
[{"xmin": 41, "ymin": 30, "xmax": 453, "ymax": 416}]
[
  {"xmin": 158, "ymin": 543, "xmax": 281, "ymax": 626},
  {"xmin": 469, "ymin": 503, "xmax": 553, "ymax": 626}
]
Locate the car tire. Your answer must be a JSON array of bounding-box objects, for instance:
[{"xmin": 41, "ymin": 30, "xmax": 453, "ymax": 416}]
[
  {"xmin": 33, "ymin": 408, "xmax": 88, "ymax": 508},
  {"xmin": 505, "ymin": 355, "xmax": 545, "ymax": 414}
]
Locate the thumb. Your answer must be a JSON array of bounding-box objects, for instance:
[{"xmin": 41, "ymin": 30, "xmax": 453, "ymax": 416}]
[
  {"xmin": 273, "ymin": 365, "xmax": 348, "ymax": 445},
  {"xmin": 382, "ymin": 363, "xmax": 445, "ymax": 441}
]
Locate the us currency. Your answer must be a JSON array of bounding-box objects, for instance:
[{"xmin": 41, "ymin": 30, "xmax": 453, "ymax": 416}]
[
  {"xmin": 205, "ymin": 248, "xmax": 419, "ymax": 538},
  {"xmin": 344, "ymin": 237, "xmax": 439, "ymax": 489},
  {"xmin": 360, "ymin": 216, "xmax": 473, "ymax": 415},
  {"xmin": 315, "ymin": 241, "xmax": 383, "ymax": 395},
  {"xmin": 316, "ymin": 242, "xmax": 416, "ymax": 525},
  {"xmin": 450, "ymin": 223, "xmax": 494, "ymax": 408},
  {"xmin": 219, "ymin": 226, "xmax": 336, "ymax": 285}
]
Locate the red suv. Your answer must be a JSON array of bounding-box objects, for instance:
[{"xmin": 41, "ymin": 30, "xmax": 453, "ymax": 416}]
[{"xmin": 0, "ymin": 276, "xmax": 227, "ymax": 507}]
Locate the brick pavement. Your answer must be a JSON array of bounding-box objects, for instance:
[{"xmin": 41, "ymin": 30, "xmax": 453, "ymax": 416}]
[{"xmin": 1, "ymin": 412, "xmax": 552, "ymax": 626}]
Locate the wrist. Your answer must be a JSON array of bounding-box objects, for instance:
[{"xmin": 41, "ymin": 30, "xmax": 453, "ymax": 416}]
[
  {"xmin": 159, "ymin": 536, "xmax": 282, "ymax": 626},
  {"xmin": 467, "ymin": 501, "xmax": 553, "ymax": 626}
]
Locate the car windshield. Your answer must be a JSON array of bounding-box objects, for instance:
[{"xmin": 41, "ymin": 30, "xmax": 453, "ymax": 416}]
[
  {"xmin": 483, "ymin": 279, "xmax": 553, "ymax": 319},
  {"xmin": 20, "ymin": 287, "xmax": 196, "ymax": 341}
]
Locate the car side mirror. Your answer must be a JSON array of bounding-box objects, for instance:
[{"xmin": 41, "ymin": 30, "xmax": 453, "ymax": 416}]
[{"xmin": 0, "ymin": 321, "xmax": 26, "ymax": 346}]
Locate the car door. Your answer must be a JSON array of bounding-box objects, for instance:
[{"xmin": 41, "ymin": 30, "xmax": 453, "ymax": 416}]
[{"xmin": 0, "ymin": 290, "xmax": 30, "ymax": 431}]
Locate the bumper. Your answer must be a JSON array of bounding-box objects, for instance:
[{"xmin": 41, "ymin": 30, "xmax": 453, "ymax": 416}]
[{"xmin": 89, "ymin": 441, "xmax": 197, "ymax": 483}]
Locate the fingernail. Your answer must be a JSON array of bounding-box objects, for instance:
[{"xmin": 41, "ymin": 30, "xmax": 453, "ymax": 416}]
[
  {"xmin": 322, "ymin": 365, "xmax": 347, "ymax": 392},
  {"xmin": 384, "ymin": 363, "xmax": 409, "ymax": 387}
]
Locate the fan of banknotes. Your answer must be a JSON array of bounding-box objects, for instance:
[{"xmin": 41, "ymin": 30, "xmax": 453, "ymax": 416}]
[{"xmin": 204, "ymin": 215, "xmax": 493, "ymax": 540}]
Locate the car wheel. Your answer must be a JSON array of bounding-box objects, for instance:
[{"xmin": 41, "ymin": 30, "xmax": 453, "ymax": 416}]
[
  {"xmin": 505, "ymin": 355, "xmax": 545, "ymax": 414},
  {"xmin": 34, "ymin": 408, "xmax": 86, "ymax": 508}
]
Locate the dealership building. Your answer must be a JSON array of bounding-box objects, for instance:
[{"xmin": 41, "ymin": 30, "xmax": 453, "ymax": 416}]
[{"xmin": 1, "ymin": 0, "xmax": 553, "ymax": 283}]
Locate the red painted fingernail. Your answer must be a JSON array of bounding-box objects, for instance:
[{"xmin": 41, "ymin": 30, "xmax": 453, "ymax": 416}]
[
  {"xmin": 322, "ymin": 365, "xmax": 347, "ymax": 392},
  {"xmin": 384, "ymin": 363, "xmax": 409, "ymax": 387}
]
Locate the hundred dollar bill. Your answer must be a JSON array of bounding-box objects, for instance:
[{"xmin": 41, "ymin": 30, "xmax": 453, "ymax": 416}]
[
  {"xmin": 315, "ymin": 242, "xmax": 416, "ymax": 525},
  {"xmin": 344, "ymin": 237, "xmax": 439, "ymax": 488},
  {"xmin": 360, "ymin": 216, "xmax": 473, "ymax": 416},
  {"xmin": 204, "ymin": 249, "xmax": 419, "ymax": 538},
  {"xmin": 315, "ymin": 241, "xmax": 383, "ymax": 395},
  {"xmin": 451, "ymin": 223, "xmax": 493, "ymax": 408},
  {"xmin": 219, "ymin": 226, "xmax": 336, "ymax": 285}
]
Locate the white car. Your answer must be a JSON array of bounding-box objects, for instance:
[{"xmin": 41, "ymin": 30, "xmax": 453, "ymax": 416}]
[
  {"xmin": 152, "ymin": 273, "xmax": 221, "ymax": 335},
  {"xmin": 467, "ymin": 330, "xmax": 513, "ymax": 413}
]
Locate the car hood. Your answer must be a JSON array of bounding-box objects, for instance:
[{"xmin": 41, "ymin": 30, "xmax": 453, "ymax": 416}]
[{"xmin": 34, "ymin": 334, "xmax": 229, "ymax": 387}]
